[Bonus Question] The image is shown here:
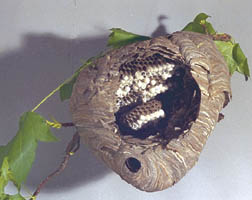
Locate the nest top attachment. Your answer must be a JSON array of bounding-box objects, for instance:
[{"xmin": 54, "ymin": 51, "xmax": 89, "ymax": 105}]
[{"xmin": 70, "ymin": 31, "xmax": 231, "ymax": 192}]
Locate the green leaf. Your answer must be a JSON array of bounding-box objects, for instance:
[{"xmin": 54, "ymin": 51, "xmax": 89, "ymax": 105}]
[
  {"xmin": 233, "ymin": 43, "xmax": 250, "ymax": 77},
  {"xmin": 60, "ymin": 75, "xmax": 78, "ymax": 101},
  {"xmin": 0, "ymin": 112, "xmax": 57, "ymax": 188},
  {"xmin": 59, "ymin": 57, "xmax": 96, "ymax": 101},
  {"xmin": 215, "ymin": 41, "xmax": 250, "ymax": 78},
  {"xmin": 215, "ymin": 41, "xmax": 237, "ymax": 74},
  {"xmin": 6, "ymin": 194, "xmax": 25, "ymax": 200},
  {"xmin": 205, "ymin": 22, "xmax": 216, "ymax": 35},
  {"xmin": 107, "ymin": 28, "xmax": 150, "ymax": 49},
  {"xmin": 182, "ymin": 22, "xmax": 205, "ymax": 33},
  {"xmin": 233, "ymin": 43, "xmax": 246, "ymax": 63},
  {"xmin": 182, "ymin": 13, "xmax": 216, "ymax": 35},
  {"xmin": 0, "ymin": 157, "xmax": 12, "ymax": 194},
  {"xmin": 0, "ymin": 193, "xmax": 25, "ymax": 200},
  {"xmin": 193, "ymin": 13, "xmax": 210, "ymax": 24},
  {"xmin": 0, "ymin": 158, "xmax": 26, "ymax": 200},
  {"xmin": 237, "ymin": 58, "xmax": 250, "ymax": 79}
]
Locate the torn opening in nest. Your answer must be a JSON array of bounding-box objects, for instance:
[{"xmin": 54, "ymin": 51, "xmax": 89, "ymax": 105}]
[{"xmin": 114, "ymin": 56, "xmax": 201, "ymax": 144}]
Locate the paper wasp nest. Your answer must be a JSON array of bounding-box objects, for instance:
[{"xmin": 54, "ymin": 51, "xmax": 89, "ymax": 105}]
[{"xmin": 70, "ymin": 31, "xmax": 231, "ymax": 191}]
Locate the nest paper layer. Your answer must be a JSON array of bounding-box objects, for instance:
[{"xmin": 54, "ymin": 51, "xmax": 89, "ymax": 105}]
[{"xmin": 70, "ymin": 31, "xmax": 231, "ymax": 192}]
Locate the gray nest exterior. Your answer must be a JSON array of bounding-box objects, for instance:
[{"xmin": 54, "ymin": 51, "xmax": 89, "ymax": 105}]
[{"xmin": 70, "ymin": 31, "xmax": 231, "ymax": 192}]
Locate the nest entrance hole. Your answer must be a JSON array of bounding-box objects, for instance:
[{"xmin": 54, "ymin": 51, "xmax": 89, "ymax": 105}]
[{"xmin": 125, "ymin": 157, "xmax": 141, "ymax": 173}]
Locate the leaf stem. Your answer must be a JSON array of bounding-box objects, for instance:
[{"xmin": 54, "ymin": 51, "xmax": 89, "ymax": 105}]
[
  {"xmin": 31, "ymin": 58, "xmax": 94, "ymax": 112},
  {"xmin": 31, "ymin": 74, "xmax": 77, "ymax": 112}
]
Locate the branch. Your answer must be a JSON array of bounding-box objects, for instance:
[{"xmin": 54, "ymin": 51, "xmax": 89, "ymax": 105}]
[{"xmin": 30, "ymin": 132, "xmax": 80, "ymax": 200}]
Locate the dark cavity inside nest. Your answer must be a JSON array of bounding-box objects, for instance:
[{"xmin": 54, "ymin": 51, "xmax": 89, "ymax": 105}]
[{"xmin": 115, "ymin": 61, "xmax": 201, "ymax": 144}]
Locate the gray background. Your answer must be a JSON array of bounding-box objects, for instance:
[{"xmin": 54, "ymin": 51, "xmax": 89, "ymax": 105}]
[{"xmin": 0, "ymin": 0, "xmax": 252, "ymax": 200}]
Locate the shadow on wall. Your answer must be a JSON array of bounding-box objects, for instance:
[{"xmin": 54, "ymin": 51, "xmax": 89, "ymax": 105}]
[
  {"xmin": 0, "ymin": 33, "xmax": 111, "ymax": 192},
  {"xmin": 151, "ymin": 15, "xmax": 170, "ymax": 37},
  {"xmin": 0, "ymin": 15, "xmax": 169, "ymax": 192}
]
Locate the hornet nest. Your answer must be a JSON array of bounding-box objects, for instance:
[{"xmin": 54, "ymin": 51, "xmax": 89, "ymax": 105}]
[{"xmin": 70, "ymin": 31, "xmax": 231, "ymax": 192}]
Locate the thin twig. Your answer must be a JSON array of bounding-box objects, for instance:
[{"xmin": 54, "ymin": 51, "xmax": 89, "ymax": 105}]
[
  {"xmin": 61, "ymin": 122, "xmax": 75, "ymax": 127},
  {"xmin": 30, "ymin": 132, "xmax": 80, "ymax": 200}
]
